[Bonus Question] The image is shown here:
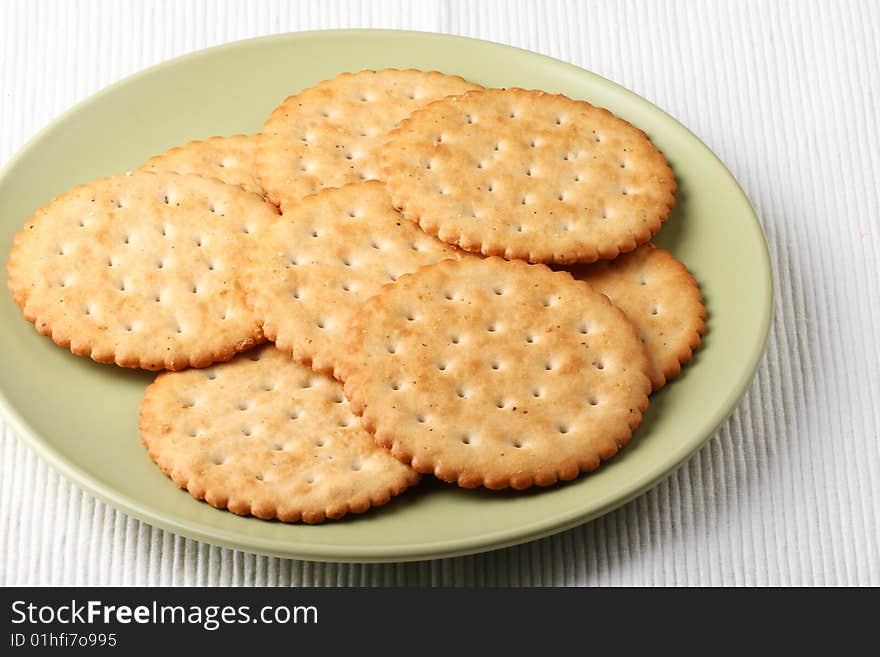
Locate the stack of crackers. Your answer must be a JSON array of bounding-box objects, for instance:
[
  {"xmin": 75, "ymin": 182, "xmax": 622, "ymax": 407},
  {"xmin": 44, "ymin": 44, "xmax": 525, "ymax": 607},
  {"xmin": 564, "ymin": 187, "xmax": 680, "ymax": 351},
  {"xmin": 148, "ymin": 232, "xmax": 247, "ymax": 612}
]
[{"xmin": 6, "ymin": 69, "xmax": 705, "ymax": 524}]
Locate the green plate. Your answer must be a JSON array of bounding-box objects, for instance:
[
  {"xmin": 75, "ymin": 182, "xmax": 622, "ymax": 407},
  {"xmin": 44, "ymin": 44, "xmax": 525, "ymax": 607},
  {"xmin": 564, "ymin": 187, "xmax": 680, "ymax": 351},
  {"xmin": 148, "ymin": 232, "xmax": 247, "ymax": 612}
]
[{"xmin": 0, "ymin": 30, "xmax": 772, "ymax": 563}]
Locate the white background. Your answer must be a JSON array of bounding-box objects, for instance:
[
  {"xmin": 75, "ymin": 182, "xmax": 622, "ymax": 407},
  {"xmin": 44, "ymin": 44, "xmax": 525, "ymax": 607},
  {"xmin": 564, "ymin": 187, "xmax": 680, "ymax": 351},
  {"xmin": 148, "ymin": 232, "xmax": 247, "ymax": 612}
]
[{"xmin": 1, "ymin": 0, "xmax": 878, "ymax": 586}]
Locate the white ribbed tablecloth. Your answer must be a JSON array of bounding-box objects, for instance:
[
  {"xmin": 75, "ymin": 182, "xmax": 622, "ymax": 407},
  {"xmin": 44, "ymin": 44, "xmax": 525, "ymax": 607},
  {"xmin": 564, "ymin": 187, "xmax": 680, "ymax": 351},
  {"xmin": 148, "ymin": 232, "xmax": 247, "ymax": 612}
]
[{"xmin": 2, "ymin": 0, "xmax": 878, "ymax": 586}]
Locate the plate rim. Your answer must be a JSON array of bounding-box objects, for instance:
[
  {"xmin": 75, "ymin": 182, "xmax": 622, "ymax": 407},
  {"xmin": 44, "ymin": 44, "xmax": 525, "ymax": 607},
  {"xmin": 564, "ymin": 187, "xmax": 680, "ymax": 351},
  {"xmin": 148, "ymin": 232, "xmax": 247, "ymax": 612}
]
[{"xmin": 0, "ymin": 28, "xmax": 774, "ymax": 563}]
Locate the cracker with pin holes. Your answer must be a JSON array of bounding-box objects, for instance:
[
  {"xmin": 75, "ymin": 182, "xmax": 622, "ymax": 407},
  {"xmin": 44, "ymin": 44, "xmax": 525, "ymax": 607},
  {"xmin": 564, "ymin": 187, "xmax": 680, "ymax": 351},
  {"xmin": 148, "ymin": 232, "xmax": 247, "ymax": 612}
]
[
  {"xmin": 568, "ymin": 243, "xmax": 706, "ymax": 390},
  {"xmin": 256, "ymin": 69, "xmax": 481, "ymax": 211},
  {"xmin": 6, "ymin": 171, "xmax": 279, "ymax": 370},
  {"xmin": 140, "ymin": 134, "xmax": 263, "ymax": 196},
  {"xmin": 381, "ymin": 88, "xmax": 676, "ymax": 264},
  {"xmin": 139, "ymin": 345, "xmax": 419, "ymax": 523},
  {"xmin": 243, "ymin": 180, "xmax": 471, "ymax": 375},
  {"xmin": 336, "ymin": 256, "xmax": 652, "ymax": 490}
]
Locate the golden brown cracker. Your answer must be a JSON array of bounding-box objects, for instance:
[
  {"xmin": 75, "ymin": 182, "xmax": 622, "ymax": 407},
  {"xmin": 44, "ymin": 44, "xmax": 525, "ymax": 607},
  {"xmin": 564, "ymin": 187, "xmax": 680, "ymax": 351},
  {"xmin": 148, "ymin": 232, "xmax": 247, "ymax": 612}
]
[
  {"xmin": 140, "ymin": 345, "xmax": 419, "ymax": 523},
  {"xmin": 381, "ymin": 88, "xmax": 676, "ymax": 264},
  {"xmin": 140, "ymin": 134, "xmax": 263, "ymax": 196},
  {"xmin": 256, "ymin": 69, "xmax": 481, "ymax": 211},
  {"xmin": 337, "ymin": 257, "xmax": 652, "ymax": 490},
  {"xmin": 243, "ymin": 181, "xmax": 469, "ymax": 375},
  {"xmin": 7, "ymin": 171, "xmax": 279, "ymax": 370},
  {"xmin": 569, "ymin": 243, "xmax": 706, "ymax": 390}
]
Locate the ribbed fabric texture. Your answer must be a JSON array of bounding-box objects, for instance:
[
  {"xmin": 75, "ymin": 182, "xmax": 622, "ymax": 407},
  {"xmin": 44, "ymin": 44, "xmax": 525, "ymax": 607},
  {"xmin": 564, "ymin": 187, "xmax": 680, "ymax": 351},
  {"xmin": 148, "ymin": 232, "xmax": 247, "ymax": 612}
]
[{"xmin": 1, "ymin": 0, "xmax": 878, "ymax": 586}]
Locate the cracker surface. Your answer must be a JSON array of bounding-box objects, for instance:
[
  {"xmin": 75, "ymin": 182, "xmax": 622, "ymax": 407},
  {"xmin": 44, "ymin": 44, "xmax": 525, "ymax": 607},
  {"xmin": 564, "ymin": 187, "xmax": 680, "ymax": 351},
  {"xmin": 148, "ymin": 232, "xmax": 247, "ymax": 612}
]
[
  {"xmin": 244, "ymin": 181, "xmax": 469, "ymax": 374},
  {"xmin": 140, "ymin": 134, "xmax": 263, "ymax": 196},
  {"xmin": 381, "ymin": 88, "xmax": 676, "ymax": 264},
  {"xmin": 257, "ymin": 69, "xmax": 481, "ymax": 211},
  {"xmin": 569, "ymin": 243, "xmax": 706, "ymax": 390},
  {"xmin": 7, "ymin": 171, "xmax": 279, "ymax": 370},
  {"xmin": 337, "ymin": 257, "xmax": 652, "ymax": 490},
  {"xmin": 140, "ymin": 345, "xmax": 419, "ymax": 523}
]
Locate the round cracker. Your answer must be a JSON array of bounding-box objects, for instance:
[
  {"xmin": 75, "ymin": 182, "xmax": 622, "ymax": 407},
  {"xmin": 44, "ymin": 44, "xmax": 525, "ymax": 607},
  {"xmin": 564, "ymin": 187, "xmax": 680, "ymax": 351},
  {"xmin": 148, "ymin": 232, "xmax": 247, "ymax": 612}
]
[
  {"xmin": 256, "ymin": 69, "xmax": 482, "ymax": 211},
  {"xmin": 6, "ymin": 171, "xmax": 279, "ymax": 370},
  {"xmin": 140, "ymin": 134, "xmax": 263, "ymax": 196},
  {"xmin": 243, "ymin": 181, "xmax": 469, "ymax": 374},
  {"xmin": 337, "ymin": 257, "xmax": 652, "ymax": 490},
  {"xmin": 568, "ymin": 243, "xmax": 706, "ymax": 390},
  {"xmin": 140, "ymin": 345, "xmax": 419, "ymax": 524},
  {"xmin": 381, "ymin": 88, "xmax": 677, "ymax": 264}
]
